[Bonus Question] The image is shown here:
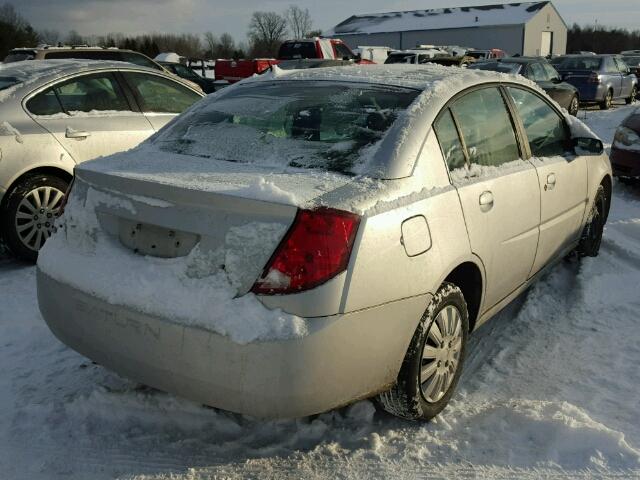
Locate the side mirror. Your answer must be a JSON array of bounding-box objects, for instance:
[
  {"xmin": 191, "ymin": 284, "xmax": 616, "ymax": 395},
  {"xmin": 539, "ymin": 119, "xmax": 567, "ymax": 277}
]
[{"xmin": 573, "ymin": 137, "xmax": 604, "ymax": 155}]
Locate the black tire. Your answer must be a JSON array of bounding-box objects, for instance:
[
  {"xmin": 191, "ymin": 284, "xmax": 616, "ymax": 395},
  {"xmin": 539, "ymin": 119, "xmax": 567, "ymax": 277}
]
[
  {"xmin": 1, "ymin": 173, "xmax": 68, "ymax": 262},
  {"xmin": 625, "ymin": 85, "xmax": 637, "ymax": 105},
  {"xmin": 378, "ymin": 282, "xmax": 469, "ymax": 421},
  {"xmin": 577, "ymin": 185, "xmax": 606, "ymax": 258},
  {"xmin": 599, "ymin": 90, "xmax": 613, "ymax": 110},
  {"xmin": 568, "ymin": 95, "xmax": 579, "ymax": 116}
]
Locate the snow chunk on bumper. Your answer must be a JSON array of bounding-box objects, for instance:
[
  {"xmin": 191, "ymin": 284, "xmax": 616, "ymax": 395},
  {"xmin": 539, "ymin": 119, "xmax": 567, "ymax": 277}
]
[{"xmin": 37, "ymin": 190, "xmax": 307, "ymax": 345}]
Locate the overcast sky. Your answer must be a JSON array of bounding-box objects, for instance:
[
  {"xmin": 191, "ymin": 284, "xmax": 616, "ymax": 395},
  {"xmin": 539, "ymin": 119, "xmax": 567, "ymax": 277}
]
[{"xmin": 13, "ymin": 0, "xmax": 640, "ymax": 42}]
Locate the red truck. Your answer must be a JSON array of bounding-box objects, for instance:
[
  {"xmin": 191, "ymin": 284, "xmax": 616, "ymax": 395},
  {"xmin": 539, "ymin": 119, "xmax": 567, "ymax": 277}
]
[{"xmin": 215, "ymin": 38, "xmax": 373, "ymax": 83}]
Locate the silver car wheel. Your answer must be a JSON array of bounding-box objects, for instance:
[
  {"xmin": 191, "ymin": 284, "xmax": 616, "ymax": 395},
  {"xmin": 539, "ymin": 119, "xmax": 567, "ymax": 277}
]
[
  {"xmin": 15, "ymin": 186, "xmax": 64, "ymax": 251},
  {"xmin": 420, "ymin": 305, "xmax": 463, "ymax": 403}
]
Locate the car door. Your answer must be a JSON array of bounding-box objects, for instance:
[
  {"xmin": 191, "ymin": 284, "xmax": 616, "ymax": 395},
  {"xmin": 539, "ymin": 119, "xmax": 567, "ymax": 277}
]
[
  {"xmin": 433, "ymin": 86, "xmax": 541, "ymax": 309},
  {"xmin": 506, "ymin": 86, "xmax": 588, "ymax": 275},
  {"xmin": 26, "ymin": 71, "xmax": 154, "ymax": 163},
  {"xmin": 120, "ymin": 71, "xmax": 203, "ymax": 131}
]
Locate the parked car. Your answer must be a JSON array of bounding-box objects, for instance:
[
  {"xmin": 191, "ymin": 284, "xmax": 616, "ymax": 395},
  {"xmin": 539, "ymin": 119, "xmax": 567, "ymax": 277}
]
[
  {"xmin": 621, "ymin": 55, "xmax": 640, "ymax": 78},
  {"xmin": 4, "ymin": 46, "xmax": 164, "ymax": 71},
  {"xmin": 158, "ymin": 61, "xmax": 217, "ymax": 93},
  {"xmin": 553, "ymin": 54, "xmax": 637, "ymax": 109},
  {"xmin": 0, "ymin": 60, "xmax": 204, "ymax": 260},
  {"xmin": 37, "ymin": 65, "xmax": 611, "ymax": 421},
  {"xmin": 355, "ymin": 46, "xmax": 391, "ymax": 64},
  {"xmin": 428, "ymin": 56, "xmax": 476, "ymax": 68},
  {"xmin": 610, "ymin": 108, "xmax": 640, "ymax": 180},
  {"xmin": 466, "ymin": 48, "xmax": 507, "ymax": 60},
  {"xmin": 621, "ymin": 50, "xmax": 640, "ymax": 56},
  {"xmin": 384, "ymin": 49, "xmax": 447, "ymax": 64},
  {"xmin": 469, "ymin": 57, "xmax": 580, "ymax": 115},
  {"xmin": 214, "ymin": 58, "xmax": 280, "ymax": 83},
  {"xmin": 4, "ymin": 46, "xmax": 205, "ymax": 93}
]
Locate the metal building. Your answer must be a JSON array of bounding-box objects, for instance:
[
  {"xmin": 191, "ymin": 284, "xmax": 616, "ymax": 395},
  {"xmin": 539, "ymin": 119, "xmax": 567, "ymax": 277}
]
[{"xmin": 327, "ymin": 1, "xmax": 567, "ymax": 56}]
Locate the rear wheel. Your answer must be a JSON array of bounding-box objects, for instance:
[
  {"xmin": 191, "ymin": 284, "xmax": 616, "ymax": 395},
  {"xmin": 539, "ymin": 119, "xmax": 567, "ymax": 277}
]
[
  {"xmin": 568, "ymin": 95, "xmax": 579, "ymax": 116},
  {"xmin": 599, "ymin": 89, "xmax": 613, "ymax": 110},
  {"xmin": 378, "ymin": 282, "xmax": 469, "ymax": 421},
  {"xmin": 1, "ymin": 174, "xmax": 68, "ymax": 262},
  {"xmin": 576, "ymin": 185, "xmax": 606, "ymax": 257},
  {"xmin": 626, "ymin": 85, "xmax": 637, "ymax": 105}
]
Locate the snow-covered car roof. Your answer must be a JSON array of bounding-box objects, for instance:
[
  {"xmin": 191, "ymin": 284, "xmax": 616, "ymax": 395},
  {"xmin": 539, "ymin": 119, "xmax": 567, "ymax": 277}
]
[{"xmin": 248, "ymin": 63, "xmax": 533, "ymax": 92}]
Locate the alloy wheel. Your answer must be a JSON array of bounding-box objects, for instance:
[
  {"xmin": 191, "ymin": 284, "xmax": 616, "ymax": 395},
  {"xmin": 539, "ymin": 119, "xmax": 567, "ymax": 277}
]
[
  {"xmin": 14, "ymin": 186, "xmax": 65, "ymax": 251},
  {"xmin": 569, "ymin": 96, "xmax": 579, "ymax": 116},
  {"xmin": 420, "ymin": 305, "xmax": 463, "ymax": 403}
]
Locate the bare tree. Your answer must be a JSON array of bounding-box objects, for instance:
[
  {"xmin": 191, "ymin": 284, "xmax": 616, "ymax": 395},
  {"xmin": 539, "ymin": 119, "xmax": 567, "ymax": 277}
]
[
  {"xmin": 38, "ymin": 29, "xmax": 60, "ymax": 45},
  {"xmin": 203, "ymin": 31, "xmax": 218, "ymax": 58},
  {"xmin": 286, "ymin": 5, "xmax": 312, "ymax": 39},
  {"xmin": 65, "ymin": 30, "xmax": 85, "ymax": 45},
  {"xmin": 218, "ymin": 32, "xmax": 235, "ymax": 58},
  {"xmin": 248, "ymin": 11, "xmax": 288, "ymax": 57}
]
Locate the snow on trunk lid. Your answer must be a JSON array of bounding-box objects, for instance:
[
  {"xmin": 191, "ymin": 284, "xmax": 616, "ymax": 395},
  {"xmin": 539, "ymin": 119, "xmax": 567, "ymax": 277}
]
[{"xmin": 37, "ymin": 176, "xmax": 308, "ymax": 344}]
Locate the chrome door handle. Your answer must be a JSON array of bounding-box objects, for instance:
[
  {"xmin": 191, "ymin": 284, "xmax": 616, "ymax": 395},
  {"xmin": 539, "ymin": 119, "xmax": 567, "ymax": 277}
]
[
  {"xmin": 545, "ymin": 173, "xmax": 556, "ymax": 191},
  {"xmin": 479, "ymin": 191, "xmax": 494, "ymax": 209},
  {"xmin": 65, "ymin": 128, "xmax": 91, "ymax": 139}
]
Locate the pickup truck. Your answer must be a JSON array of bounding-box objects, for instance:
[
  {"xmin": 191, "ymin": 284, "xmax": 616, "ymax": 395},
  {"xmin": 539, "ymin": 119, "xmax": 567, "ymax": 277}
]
[{"xmin": 215, "ymin": 38, "xmax": 373, "ymax": 83}]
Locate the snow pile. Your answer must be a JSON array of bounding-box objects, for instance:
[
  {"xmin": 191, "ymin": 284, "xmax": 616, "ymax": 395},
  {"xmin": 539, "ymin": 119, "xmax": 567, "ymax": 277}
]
[
  {"xmin": 154, "ymin": 52, "xmax": 183, "ymax": 63},
  {"xmin": 37, "ymin": 186, "xmax": 306, "ymax": 344}
]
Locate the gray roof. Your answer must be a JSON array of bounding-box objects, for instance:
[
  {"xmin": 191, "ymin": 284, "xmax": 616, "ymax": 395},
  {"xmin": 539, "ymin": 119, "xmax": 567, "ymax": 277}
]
[{"xmin": 328, "ymin": 2, "xmax": 550, "ymax": 36}]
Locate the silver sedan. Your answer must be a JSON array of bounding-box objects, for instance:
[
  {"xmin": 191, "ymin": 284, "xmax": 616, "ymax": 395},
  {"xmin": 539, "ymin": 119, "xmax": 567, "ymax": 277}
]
[
  {"xmin": 0, "ymin": 60, "xmax": 204, "ymax": 260},
  {"xmin": 37, "ymin": 65, "xmax": 611, "ymax": 421}
]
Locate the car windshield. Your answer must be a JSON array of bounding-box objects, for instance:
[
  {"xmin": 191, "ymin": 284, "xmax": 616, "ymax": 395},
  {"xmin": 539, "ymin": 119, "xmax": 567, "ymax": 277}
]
[
  {"xmin": 469, "ymin": 62, "xmax": 521, "ymax": 74},
  {"xmin": 554, "ymin": 57, "xmax": 603, "ymax": 70},
  {"xmin": 385, "ymin": 54, "xmax": 416, "ymax": 64},
  {"xmin": 155, "ymin": 81, "xmax": 419, "ymax": 175},
  {"xmin": 0, "ymin": 77, "xmax": 20, "ymax": 91},
  {"xmin": 3, "ymin": 51, "xmax": 35, "ymax": 63}
]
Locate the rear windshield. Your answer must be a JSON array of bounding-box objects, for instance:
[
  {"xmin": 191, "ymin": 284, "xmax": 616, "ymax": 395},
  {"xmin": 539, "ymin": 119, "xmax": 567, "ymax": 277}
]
[
  {"xmin": 554, "ymin": 57, "xmax": 602, "ymax": 70},
  {"xmin": 155, "ymin": 81, "xmax": 419, "ymax": 174},
  {"xmin": 469, "ymin": 62, "xmax": 521, "ymax": 74},
  {"xmin": 3, "ymin": 50, "xmax": 36, "ymax": 62},
  {"xmin": 0, "ymin": 77, "xmax": 20, "ymax": 91},
  {"xmin": 385, "ymin": 53, "xmax": 416, "ymax": 64},
  {"xmin": 278, "ymin": 42, "xmax": 318, "ymax": 60}
]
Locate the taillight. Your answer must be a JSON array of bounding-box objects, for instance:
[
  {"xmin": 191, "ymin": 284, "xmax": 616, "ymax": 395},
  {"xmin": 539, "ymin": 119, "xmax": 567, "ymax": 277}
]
[
  {"xmin": 251, "ymin": 207, "xmax": 361, "ymax": 295},
  {"xmin": 587, "ymin": 72, "xmax": 601, "ymax": 84}
]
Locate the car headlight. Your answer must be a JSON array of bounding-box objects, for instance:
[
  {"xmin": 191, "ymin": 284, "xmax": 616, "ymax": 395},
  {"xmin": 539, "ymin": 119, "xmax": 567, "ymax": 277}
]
[{"xmin": 613, "ymin": 126, "xmax": 640, "ymax": 150}]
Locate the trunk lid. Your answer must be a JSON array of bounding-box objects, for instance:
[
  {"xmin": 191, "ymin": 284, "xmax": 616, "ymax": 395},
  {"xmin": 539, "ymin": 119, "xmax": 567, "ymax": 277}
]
[{"xmin": 73, "ymin": 147, "xmax": 354, "ymax": 293}]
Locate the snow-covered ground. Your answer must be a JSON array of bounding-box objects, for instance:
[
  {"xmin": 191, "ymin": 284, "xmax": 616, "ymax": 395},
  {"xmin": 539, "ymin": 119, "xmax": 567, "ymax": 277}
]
[{"xmin": 1, "ymin": 105, "xmax": 640, "ymax": 480}]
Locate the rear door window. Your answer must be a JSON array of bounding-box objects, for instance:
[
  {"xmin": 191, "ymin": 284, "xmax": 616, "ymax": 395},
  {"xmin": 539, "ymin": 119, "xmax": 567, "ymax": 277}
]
[
  {"xmin": 450, "ymin": 87, "xmax": 520, "ymax": 167},
  {"xmin": 507, "ymin": 87, "xmax": 570, "ymax": 157},
  {"xmin": 119, "ymin": 52, "xmax": 163, "ymax": 70},
  {"xmin": 53, "ymin": 73, "xmax": 131, "ymax": 113},
  {"xmin": 26, "ymin": 88, "xmax": 64, "ymax": 116},
  {"xmin": 122, "ymin": 72, "xmax": 201, "ymax": 113}
]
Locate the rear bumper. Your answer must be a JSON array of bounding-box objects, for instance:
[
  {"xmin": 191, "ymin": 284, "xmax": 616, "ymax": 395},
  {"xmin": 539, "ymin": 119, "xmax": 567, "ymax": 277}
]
[
  {"xmin": 37, "ymin": 269, "xmax": 429, "ymax": 418},
  {"xmin": 611, "ymin": 146, "xmax": 640, "ymax": 177},
  {"xmin": 576, "ymin": 84, "xmax": 606, "ymax": 103}
]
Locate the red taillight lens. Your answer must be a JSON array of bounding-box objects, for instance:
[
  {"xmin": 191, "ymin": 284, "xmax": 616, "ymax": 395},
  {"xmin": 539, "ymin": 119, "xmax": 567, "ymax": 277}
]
[{"xmin": 251, "ymin": 207, "xmax": 361, "ymax": 295}]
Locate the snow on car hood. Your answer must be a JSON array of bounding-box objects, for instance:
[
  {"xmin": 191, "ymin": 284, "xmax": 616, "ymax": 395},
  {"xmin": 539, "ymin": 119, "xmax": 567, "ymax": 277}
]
[{"xmin": 78, "ymin": 145, "xmax": 355, "ymax": 208}]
